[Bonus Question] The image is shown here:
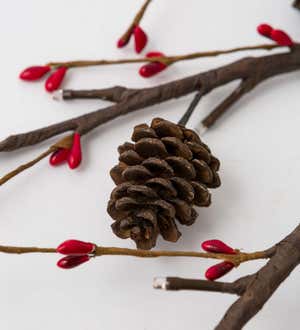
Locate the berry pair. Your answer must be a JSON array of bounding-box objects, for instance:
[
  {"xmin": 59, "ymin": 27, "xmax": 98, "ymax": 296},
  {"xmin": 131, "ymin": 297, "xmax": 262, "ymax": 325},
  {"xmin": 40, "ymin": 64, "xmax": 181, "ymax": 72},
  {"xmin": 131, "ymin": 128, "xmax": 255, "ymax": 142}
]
[
  {"xmin": 56, "ymin": 239, "xmax": 95, "ymax": 269},
  {"xmin": 201, "ymin": 240, "xmax": 237, "ymax": 281},
  {"xmin": 50, "ymin": 133, "xmax": 82, "ymax": 169},
  {"xmin": 257, "ymin": 23, "xmax": 294, "ymax": 46},
  {"xmin": 117, "ymin": 25, "xmax": 148, "ymax": 54},
  {"xmin": 19, "ymin": 65, "xmax": 67, "ymax": 92}
]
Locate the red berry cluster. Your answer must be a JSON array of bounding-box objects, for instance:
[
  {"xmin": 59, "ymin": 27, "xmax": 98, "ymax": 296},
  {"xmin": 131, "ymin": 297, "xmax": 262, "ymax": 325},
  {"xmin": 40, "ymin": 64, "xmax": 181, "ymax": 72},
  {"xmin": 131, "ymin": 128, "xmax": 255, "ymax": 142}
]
[
  {"xmin": 201, "ymin": 240, "xmax": 236, "ymax": 281},
  {"xmin": 19, "ymin": 65, "xmax": 67, "ymax": 92},
  {"xmin": 117, "ymin": 23, "xmax": 168, "ymax": 78},
  {"xmin": 56, "ymin": 239, "xmax": 95, "ymax": 269},
  {"xmin": 257, "ymin": 23, "xmax": 294, "ymax": 46},
  {"xmin": 118, "ymin": 25, "xmax": 148, "ymax": 54},
  {"xmin": 50, "ymin": 133, "xmax": 82, "ymax": 169}
]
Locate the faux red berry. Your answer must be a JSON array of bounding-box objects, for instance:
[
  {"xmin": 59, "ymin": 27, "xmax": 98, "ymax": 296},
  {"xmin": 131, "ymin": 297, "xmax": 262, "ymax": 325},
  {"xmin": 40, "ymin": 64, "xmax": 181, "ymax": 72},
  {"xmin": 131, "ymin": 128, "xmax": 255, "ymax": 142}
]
[
  {"xmin": 117, "ymin": 37, "xmax": 129, "ymax": 48},
  {"xmin": 45, "ymin": 66, "xmax": 67, "ymax": 92},
  {"xmin": 257, "ymin": 23, "xmax": 273, "ymax": 38},
  {"xmin": 19, "ymin": 65, "xmax": 51, "ymax": 81},
  {"xmin": 68, "ymin": 133, "xmax": 82, "ymax": 169},
  {"xmin": 139, "ymin": 51, "xmax": 167, "ymax": 78},
  {"xmin": 49, "ymin": 148, "xmax": 70, "ymax": 166},
  {"xmin": 57, "ymin": 255, "xmax": 90, "ymax": 269},
  {"xmin": 271, "ymin": 29, "xmax": 294, "ymax": 46},
  {"xmin": 205, "ymin": 261, "xmax": 234, "ymax": 281},
  {"xmin": 201, "ymin": 240, "xmax": 236, "ymax": 255},
  {"xmin": 57, "ymin": 239, "xmax": 95, "ymax": 255},
  {"xmin": 134, "ymin": 25, "xmax": 148, "ymax": 53}
]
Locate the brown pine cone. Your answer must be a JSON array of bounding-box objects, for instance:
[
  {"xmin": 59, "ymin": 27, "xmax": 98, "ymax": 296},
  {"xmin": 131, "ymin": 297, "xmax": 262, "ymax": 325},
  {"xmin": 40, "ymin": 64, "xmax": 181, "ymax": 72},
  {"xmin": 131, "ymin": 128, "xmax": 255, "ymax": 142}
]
[{"xmin": 107, "ymin": 118, "xmax": 221, "ymax": 250}]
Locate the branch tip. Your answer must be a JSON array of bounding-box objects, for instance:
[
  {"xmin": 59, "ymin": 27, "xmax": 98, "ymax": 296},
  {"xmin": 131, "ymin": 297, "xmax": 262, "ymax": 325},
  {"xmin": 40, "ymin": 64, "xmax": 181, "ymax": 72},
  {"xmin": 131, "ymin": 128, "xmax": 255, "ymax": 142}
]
[{"xmin": 153, "ymin": 277, "xmax": 169, "ymax": 290}]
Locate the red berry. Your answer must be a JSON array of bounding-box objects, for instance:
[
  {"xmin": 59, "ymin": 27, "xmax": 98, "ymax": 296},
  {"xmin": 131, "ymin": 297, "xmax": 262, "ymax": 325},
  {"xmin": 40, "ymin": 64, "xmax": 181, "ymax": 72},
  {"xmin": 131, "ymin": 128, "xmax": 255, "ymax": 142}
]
[
  {"xmin": 205, "ymin": 261, "xmax": 234, "ymax": 281},
  {"xmin": 19, "ymin": 65, "xmax": 51, "ymax": 81},
  {"xmin": 57, "ymin": 239, "xmax": 95, "ymax": 255},
  {"xmin": 45, "ymin": 66, "xmax": 67, "ymax": 92},
  {"xmin": 49, "ymin": 148, "xmax": 70, "ymax": 166},
  {"xmin": 271, "ymin": 29, "xmax": 293, "ymax": 46},
  {"xmin": 68, "ymin": 133, "xmax": 82, "ymax": 169},
  {"xmin": 139, "ymin": 62, "xmax": 167, "ymax": 78},
  {"xmin": 117, "ymin": 38, "xmax": 129, "ymax": 48},
  {"xmin": 57, "ymin": 255, "xmax": 90, "ymax": 269},
  {"xmin": 139, "ymin": 51, "xmax": 167, "ymax": 78},
  {"xmin": 257, "ymin": 23, "xmax": 273, "ymax": 38},
  {"xmin": 134, "ymin": 25, "xmax": 148, "ymax": 53},
  {"xmin": 146, "ymin": 51, "xmax": 165, "ymax": 58},
  {"xmin": 201, "ymin": 240, "xmax": 236, "ymax": 255}
]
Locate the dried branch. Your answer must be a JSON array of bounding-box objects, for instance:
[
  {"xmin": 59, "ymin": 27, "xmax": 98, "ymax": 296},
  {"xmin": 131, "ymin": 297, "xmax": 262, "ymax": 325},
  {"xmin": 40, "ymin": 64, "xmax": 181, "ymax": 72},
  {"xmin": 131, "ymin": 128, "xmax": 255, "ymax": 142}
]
[
  {"xmin": 154, "ymin": 224, "xmax": 300, "ymax": 330},
  {"xmin": 0, "ymin": 243, "xmax": 270, "ymax": 265},
  {"xmin": 46, "ymin": 44, "xmax": 283, "ymax": 69},
  {"xmin": 1, "ymin": 45, "xmax": 300, "ymax": 186},
  {"xmin": 118, "ymin": 0, "xmax": 152, "ymax": 46},
  {"xmin": 294, "ymin": 0, "xmax": 300, "ymax": 9},
  {"xmin": 153, "ymin": 276, "xmax": 254, "ymax": 295}
]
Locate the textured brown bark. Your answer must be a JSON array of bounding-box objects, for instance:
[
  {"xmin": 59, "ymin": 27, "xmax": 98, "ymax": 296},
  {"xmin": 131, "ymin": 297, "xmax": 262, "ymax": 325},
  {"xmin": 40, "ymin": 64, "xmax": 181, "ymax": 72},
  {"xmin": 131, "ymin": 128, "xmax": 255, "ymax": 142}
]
[
  {"xmin": 294, "ymin": 0, "xmax": 300, "ymax": 9},
  {"xmin": 1, "ymin": 45, "xmax": 299, "ymax": 154},
  {"xmin": 215, "ymin": 224, "xmax": 300, "ymax": 329},
  {"xmin": 159, "ymin": 224, "xmax": 300, "ymax": 330}
]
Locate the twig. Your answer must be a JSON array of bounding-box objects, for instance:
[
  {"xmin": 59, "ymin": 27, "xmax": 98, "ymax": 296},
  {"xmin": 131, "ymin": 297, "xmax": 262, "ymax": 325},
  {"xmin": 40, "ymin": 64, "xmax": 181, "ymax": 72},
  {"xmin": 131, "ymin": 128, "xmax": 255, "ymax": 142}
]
[
  {"xmin": 178, "ymin": 89, "xmax": 204, "ymax": 126},
  {"xmin": 46, "ymin": 44, "xmax": 284, "ymax": 68},
  {"xmin": 154, "ymin": 224, "xmax": 300, "ymax": 330},
  {"xmin": 0, "ymin": 244, "xmax": 271, "ymax": 266},
  {"xmin": 153, "ymin": 276, "xmax": 254, "ymax": 295},
  {"xmin": 201, "ymin": 78, "xmax": 255, "ymax": 129},
  {"xmin": 118, "ymin": 0, "xmax": 152, "ymax": 46},
  {"xmin": 1, "ymin": 45, "xmax": 300, "ymax": 186}
]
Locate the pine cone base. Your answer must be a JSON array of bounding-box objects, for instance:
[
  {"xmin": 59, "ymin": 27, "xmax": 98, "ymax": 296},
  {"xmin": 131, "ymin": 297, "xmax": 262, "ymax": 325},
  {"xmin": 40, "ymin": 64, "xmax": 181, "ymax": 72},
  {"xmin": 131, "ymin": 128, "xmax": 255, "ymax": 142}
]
[{"xmin": 108, "ymin": 118, "xmax": 221, "ymax": 250}]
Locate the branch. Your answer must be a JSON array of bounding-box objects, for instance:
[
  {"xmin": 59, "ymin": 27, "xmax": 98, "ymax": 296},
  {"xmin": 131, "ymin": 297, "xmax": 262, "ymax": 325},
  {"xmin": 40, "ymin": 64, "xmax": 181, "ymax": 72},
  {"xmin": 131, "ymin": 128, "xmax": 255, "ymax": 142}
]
[
  {"xmin": 46, "ymin": 44, "xmax": 284, "ymax": 68},
  {"xmin": 154, "ymin": 224, "xmax": 300, "ymax": 330},
  {"xmin": 2, "ymin": 45, "xmax": 300, "ymax": 185},
  {"xmin": 201, "ymin": 78, "xmax": 256, "ymax": 129},
  {"xmin": 154, "ymin": 275, "xmax": 255, "ymax": 295},
  {"xmin": 118, "ymin": 0, "xmax": 152, "ymax": 46},
  {"xmin": 294, "ymin": 0, "xmax": 300, "ymax": 9}
]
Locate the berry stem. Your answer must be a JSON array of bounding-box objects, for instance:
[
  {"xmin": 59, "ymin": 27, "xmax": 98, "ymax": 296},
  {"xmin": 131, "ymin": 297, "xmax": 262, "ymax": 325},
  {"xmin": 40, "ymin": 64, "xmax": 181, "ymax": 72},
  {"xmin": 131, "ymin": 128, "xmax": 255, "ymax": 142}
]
[
  {"xmin": 0, "ymin": 243, "xmax": 273, "ymax": 266},
  {"xmin": 118, "ymin": 0, "xmax": 152, "ymax": 46},
  {"xmin": 46, "ymin": 43, "xmax": 284, "ymax": 69},
  {"xmin": 0, "ymin": 134, "xmax": 73, "ymax": 186}
]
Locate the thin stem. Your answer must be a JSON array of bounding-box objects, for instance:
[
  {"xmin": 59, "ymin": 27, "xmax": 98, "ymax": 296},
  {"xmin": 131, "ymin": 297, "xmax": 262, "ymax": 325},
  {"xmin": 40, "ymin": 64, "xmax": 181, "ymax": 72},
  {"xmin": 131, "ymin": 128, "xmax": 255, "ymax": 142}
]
[
  {"xmin": 118, "ymin": 0, "xmax": 152, "ymax": 45},
  {"xmin": 0, "ymin": 148, "xmax": 53, "ymax": 186},
  {"xmin": 0, "ymin": 244, "xmax": 271, "ymax": 266},
  {"xmin": 178, "ymin": 89, "xmax": 204, "ymax": 126},
  {"xmin": 46, "ymin": 43, "xmax": 284, "ymax": 69},
  {"xmin": 0, "ymin": 134, "xmax": 73, "ymax": 186},
  {"xmin": 0, "ymin": 246, "xmax": 56, "ymax": 254}
]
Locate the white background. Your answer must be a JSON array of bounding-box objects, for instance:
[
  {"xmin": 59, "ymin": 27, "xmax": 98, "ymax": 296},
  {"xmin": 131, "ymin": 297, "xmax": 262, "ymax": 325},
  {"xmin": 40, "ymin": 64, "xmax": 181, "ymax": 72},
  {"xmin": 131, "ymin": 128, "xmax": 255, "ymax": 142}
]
[{"xmin": 0, "ymin": 1, "xmax": 300, "ymax": 329}]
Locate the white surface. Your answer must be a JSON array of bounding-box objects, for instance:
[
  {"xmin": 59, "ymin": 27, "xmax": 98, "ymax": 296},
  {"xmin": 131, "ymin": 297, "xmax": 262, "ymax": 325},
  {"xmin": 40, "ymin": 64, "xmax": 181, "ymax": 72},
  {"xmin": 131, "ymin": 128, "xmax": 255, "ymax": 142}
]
[{"xmin": 0, "ymin": 1, "xmax": 300, "ymax": 329}]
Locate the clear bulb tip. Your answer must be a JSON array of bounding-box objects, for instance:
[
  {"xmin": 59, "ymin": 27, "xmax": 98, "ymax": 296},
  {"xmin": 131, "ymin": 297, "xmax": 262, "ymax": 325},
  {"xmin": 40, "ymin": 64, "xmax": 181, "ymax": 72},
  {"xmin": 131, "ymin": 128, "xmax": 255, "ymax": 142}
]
[
  {"xmin": 52, "ymin": 89, "xmax": 63, "ymax": 101},
  {"xmin": 153, "ymin": 277, "xmax": 168, "ymax": 290}
]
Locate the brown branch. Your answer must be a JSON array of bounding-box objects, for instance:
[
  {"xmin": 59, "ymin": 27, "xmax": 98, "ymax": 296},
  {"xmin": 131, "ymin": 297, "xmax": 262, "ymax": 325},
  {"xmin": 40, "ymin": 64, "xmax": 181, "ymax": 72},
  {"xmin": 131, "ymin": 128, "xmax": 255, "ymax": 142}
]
[
  {"xmin": 155, "ymin": 224, "xmax": 300, "ymax": 330},
  {"xmin": 153, "ymin": 275, "xmax": 254, "ymax": 295},
  {"xmin": 1, "ymin": 45, "xmax": 300, "ymax": 185},
  {"xmin": 46, "ymin": 44, "xmax": 284, "ymax": 68},
  {"xmin": 0, "ymin": 243, "xmax": 270, "ymax": 265},
  {"xmin": 294, "ymin": 0, "xmax": 300, "ymax": 9},
  {"xmin": 201, "ymin": 78, "xmax": 256, "ymax": 129},
  {"xmin": 118, "ymin": 0, "xmax": 152, "ymax": 46}
]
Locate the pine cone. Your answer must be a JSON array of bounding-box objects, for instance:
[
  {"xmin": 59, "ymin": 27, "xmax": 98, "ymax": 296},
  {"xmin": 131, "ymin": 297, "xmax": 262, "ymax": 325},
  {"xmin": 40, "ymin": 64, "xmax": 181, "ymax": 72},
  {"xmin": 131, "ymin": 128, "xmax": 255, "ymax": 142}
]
[{"xmin": 107, "ymin": 118, "xmax": 221, "ymax": 250}]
